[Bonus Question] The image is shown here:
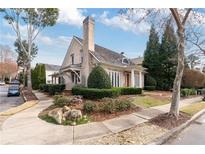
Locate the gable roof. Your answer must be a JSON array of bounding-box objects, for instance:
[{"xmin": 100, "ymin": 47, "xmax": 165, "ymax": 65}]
[
  {"xmin": 39, "ymin": 63, "xmax": 61, "ymax": 71},
  {"xmin": 74, "ymin": 36, "xmax": 136, "ymax": 67},
  {"xmin": 131, "ymin": 57, "xmax": 144, "ymax": 65}
]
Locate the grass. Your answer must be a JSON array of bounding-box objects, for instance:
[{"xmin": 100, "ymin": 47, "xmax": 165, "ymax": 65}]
[
  {"xmin": 131, "ymin": 95, "xmax": 170, "ymax": 108},
  {"xmin": 180, "ymin": 102, "xmax": 205, "ymax": 116},
  {"xmin": 39, "ymin": 114, "xmax": 59, "ymax": 124},
  {"xmin": 39, "ymin": 114, "xmax": 90, "ymax": 126}
]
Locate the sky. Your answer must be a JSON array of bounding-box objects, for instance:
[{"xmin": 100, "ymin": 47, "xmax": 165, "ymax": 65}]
[
  {"xmin": 0, "ymin": 8, "xmax": 150, "ymax": 67},
  {"xmin": 0, "ymin": 8, "xmax": 205, "ymax": 67}
]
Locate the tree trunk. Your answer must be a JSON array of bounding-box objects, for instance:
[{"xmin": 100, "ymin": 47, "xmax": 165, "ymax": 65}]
[
  {"xmin": 27, "ymin": 61, "xmax": 32, "ymax": 90},
  {"xmin": 169, "ymin": 27, "xmax": 185, "ymax": 117}
]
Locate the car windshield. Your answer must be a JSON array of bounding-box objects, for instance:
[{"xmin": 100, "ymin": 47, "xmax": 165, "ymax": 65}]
[{"xmin": 9, "ymin": 86, "xmax": 19, "ymax": 90}]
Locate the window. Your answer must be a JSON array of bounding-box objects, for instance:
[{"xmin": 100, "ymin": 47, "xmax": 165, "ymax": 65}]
[
  {"xmin": 122, "ymin": 58, "xmax": 129, "ymax": 64},
  {"xmin": 108, "ymin": 70, "xmax": 120, "ymax": 87},
  {"xmin": 71, "ymin": 71, "xmax": 80, "ymax": 84},
  {"xmin": 71, "ymin": 54, "xmax": 74, "ymax": 65}
]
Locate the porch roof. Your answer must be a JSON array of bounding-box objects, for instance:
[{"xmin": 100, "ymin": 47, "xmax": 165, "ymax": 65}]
[{"xmin": 60, "ymin": 64, "xmax": 82, "ymax": 72}]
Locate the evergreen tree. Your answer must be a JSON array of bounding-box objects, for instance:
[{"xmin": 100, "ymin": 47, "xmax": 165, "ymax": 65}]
[
  {"xmin": 143, "ymin": 25, "xmax": 160, "ymax": 86},
  {"xmin": 159, "ymin": 21, "xmax": 178, "ymax": 90}
]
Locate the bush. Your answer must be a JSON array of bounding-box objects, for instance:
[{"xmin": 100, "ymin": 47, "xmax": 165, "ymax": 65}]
[
  {"xmin": 181, "ymin": 88, "xmax": 197, "ymax": 97},
  {"xmin": 145, "ymin": 75, "xmax": 157, "ymax": 87},
  {"xmin": 115, "ymin": 100, "xmax": 132, "ymax": 112},
  {"xmin": 83, "ymin": 101, "xmax": 97, "ymax": 113},
  {"xmin": 72, "ymin": 87, "xmax": 120, "ymax": 99},
  {"xmin": 99, "ymin": 98, "xmax": 132, "ymax": 113},
  {"xmin": 53, "ymin": 95, "xmax": 72, "ymax": 107},
  {"xmin": 113, "ymin": 87, "xmax": 142, "ymax": 95},
  {"xmin": 39, "ymin": 84, "xmax": 65, "ymax": 95},
  {"xmin": 118, "ymin": 87, "xmax": 142, "ymax": 95},
  {"xmin": 87, "ymin": 65, "xmax": 111, "ymax": 89},
  {"xmin": 144, "ymin": 86, "xmax": 156, "ymax": 91}
]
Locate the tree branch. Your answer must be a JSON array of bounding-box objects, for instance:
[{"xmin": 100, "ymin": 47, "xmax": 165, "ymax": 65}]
[{"xmin": 182, "ymin": 8, "xmax": 192, "ymax": 25}]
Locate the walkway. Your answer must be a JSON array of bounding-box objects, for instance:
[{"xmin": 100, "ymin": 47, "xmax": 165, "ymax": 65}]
[{"xmin": 0, "ymin": 91, "xmax": 203, "ymax": 144}]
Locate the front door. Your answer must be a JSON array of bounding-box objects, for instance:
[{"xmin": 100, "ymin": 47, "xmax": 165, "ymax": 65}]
[{"xmin": 126, "ymin": 73, "xmax": 130, "ymax": 87}]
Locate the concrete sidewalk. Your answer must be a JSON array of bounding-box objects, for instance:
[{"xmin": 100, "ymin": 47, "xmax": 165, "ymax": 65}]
[{"xmin": 0, "ymin": 91, "xmax": 203, "ymax": 145}]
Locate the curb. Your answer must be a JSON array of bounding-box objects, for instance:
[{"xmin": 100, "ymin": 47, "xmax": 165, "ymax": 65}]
[
  {"xmin": 0, "ymin": 100, "xmax": 39, "ymax": 116},
  {"xmin": 148, "ymin": 107, "xmax": 205, "ymax": 145}
]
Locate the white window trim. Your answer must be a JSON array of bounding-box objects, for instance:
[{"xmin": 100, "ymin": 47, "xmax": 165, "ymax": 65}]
[{"xmin": 108, "ymin": 70, "xmax": 120, "ymax": 87}]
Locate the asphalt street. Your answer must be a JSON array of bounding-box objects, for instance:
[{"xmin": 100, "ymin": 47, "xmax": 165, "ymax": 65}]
[
  {"xmin": 165, "ymin": 114, "xmax": 205, "ymax": 145},
  {"xmin": 0, "ymin": 85, "xmax": 23, "ymax": 112}
]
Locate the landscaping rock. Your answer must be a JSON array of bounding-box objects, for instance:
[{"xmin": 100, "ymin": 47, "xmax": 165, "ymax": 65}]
[
  {"xmin": 62, "ymin": 106, "xmax": 71, "ymax": 112},
  {"xmin": 72, "ymin": 97, "xmax": 83, "ymax": 104},
  {"xmin": 48, "ymin": 108, "xmax": 63, "ymax": 124},
  {"xmin": 63, "ymin": 110, "xmax": 71, "ymax": 121},
  {"xmin": 70, "ymin": 109, "xmax": 82, "ymax": 121}
]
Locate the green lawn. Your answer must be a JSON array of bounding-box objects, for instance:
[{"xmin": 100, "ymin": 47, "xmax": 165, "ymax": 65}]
[
  {"xmin": 180, "ymin": 102, "xmax": 205, "ymax": 116},
  {"xmin": 131, "ymin": 95, "xmax": 170, "ymax": 108}
]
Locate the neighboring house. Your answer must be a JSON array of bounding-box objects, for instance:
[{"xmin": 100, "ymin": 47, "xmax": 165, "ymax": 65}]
[
  {"xmin": 41, "ymin": 63, "xmax": 61, "ymax": 84},
  {"xmin": 59, "ymin": 16, "xmax": 146, "ymax": 90}
]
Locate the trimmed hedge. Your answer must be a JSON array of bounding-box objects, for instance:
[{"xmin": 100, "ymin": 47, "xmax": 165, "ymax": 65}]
[
  {"xmin": 181, "ymin": 88, "xmax": 197, "ymax": 97},
  {"xmin": 39, "ymin": 84, "xmax": 65, "ymax": 95},
  {"xmin": 72, "ymin": 87, "xmax": 142, "ymax": 99},
  {"xmin": 114, "ymin": 87, "xmax": 142, "ymax": 95},
  {"xmin": 144, "ymin": 86, "xmax": 156, "ymax": 91},
  {"xmin": 72, "ymin": 87, "xmax": 120, "ymax": 99}
]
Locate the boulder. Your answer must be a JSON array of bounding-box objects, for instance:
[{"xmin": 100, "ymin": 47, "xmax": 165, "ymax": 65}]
[
  {"xmin": 62, "ymin": 106, "xmax": 71, "ymax": 112},
  {"xmin": 70, "ymin": 109, "xmax": 82, "ymax": 121},
  {"xmin": 48, "ymin": 108, "xmax": 63, "ymax": 124},
  {"xmin": 72, "ymin": 98, "xmax": 83, "ymax": 104},
  {"xmin": 63, "ymin": 110, "xmax": 71, "ymax": 120}
]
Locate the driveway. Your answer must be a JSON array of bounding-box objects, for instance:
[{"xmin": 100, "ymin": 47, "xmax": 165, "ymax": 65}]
[
  {"xmin": 0, "ymin": 85, "xmax": 23, "ymax": 112},
  {"xmin": 165, "ymin": 114, "xmax": 205, "ymax": 145}
]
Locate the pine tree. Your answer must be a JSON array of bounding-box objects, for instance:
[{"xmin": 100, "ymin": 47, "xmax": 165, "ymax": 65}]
[
  {"xmin": 159, "ymin": 21, "xmax": 178, "ymax": 90},
  {"xmin": 143, "ymin": 25, "xmax": 160, "ymax": 86}
]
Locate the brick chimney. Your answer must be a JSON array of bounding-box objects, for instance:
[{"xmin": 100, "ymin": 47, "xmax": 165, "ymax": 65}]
[{"xmin": 82, "ymin": 16, "xmax": 95, "ymax": 86}]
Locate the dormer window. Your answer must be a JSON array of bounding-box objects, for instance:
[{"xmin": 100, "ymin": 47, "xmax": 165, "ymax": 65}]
[{"xmin": 122, "ymin": 58, "xmax": 129, "ymax": 64}]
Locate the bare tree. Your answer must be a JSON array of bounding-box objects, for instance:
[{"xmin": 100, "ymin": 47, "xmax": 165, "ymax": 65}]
[
  {"xmin": 121, "ymin": 8, "xmax": 205, "ymax": 118},
  {"xmin": 0, "ymin": 9, "xmax": 59, "ymax": 89},
  {"xmin": 0, "ymin": 44, "xmax": 18, "ymax": 80}
]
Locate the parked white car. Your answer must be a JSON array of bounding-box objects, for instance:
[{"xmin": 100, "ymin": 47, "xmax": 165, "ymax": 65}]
[{"xmin": 0, "ymin": 81, "xmax": 5, "ymax": 85}]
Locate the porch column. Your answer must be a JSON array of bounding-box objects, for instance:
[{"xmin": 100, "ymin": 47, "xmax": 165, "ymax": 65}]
[
  {"xmin": 131, "ymin": 69, "xmax": 135, "ymax": 87},
  {"xmin": 139, "ymin": 71, "xmax": 142, "ymax": 88}
]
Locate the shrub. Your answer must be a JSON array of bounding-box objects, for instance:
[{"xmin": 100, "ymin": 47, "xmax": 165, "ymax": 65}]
[
  {"xmin": 101, "ymin": 101, "xmax": 116, "ymax": 113},
  {"xmin": 145, "ymin": 75, "xmax": 157, "ymax": 87},
  {"xmin": 39, "ymin": 84, "xmax": 49, "ymax": 92},
  {"xmin": 53, "ymin": 95, "xmax": 72, "ymax": 107},
  {"xmin": 39, "ymin": 84, "xmax": 65, "ymax": 95},
  {"xmin": 144, "ymin": 86, "xmax": 156, "ymax": 91},
  {"xmin": 99, "ymin": 98, "xmax": 132, "ymax": 113},
  {"xmin": 115, "ymin": 100, "xmax": 132, "ymax": 112},
  {"xmin": 113, "ymin": 87, "xmax": 142, "ymax": 95},
  {"xmin": 201, "ymin": 89, "xmax": 205, "ymax": 95},
  {"xmin": 83, "ymin": 101, "xmax": 97, "ymax": 113},
  {"xmin": 181, "ymin": 88, "xmax": 197, "ymax": 97},
  {"xmin": 87, "ymin": 65, "xmax": 111, "ymax": 89},
  {"xmin": 119, "ymin": 87, "xmax": 142, "ymax": 95},
  {"xmin": 72, "ymin": 87, "xmax": 120, "ymax": 99}
]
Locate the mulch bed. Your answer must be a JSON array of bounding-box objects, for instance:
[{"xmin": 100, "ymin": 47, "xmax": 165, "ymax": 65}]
[
  {"xmin": 87, "ymin": 107, "xmax": 141, "ymax": 122},
  {"xmin": 21, "ymin": 87, "xmax": 38, "ymax": 101},
  {"xmin": 149, "ymin": 112, "xmax": 190, "ymax": 130},
  {"xmin": 38, "ymin": 96, "xmax": 142, "ymax": 123}
]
